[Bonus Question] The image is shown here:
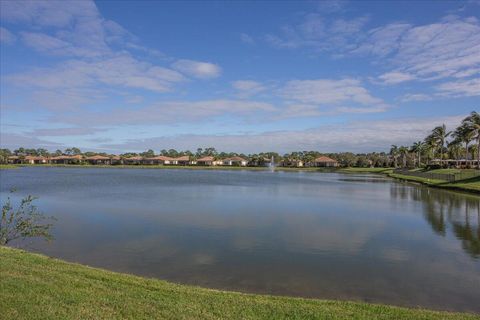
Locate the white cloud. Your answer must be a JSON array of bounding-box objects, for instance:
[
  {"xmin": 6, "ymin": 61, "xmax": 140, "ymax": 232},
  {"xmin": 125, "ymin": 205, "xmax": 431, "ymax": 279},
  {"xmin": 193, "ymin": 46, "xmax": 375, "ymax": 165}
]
[
  {"xmin": 240, "ymin": 33, "xmax": 255, "ymax": 44},
  {"xmin": 0, "ymin": 133, "xmax": 63, "ymax": 149},
  {"xmin": 9, "ymin": 53, "xmax": 185, "ymax": 93},
  {"xmin": 98, "ymin": 115, "xmax": 465, "ymax": 153},
  {"xmin": 266, "ymin": 13, "xmax": 369, "ymax": 52},
  {"xmin": 280, "ymin": 79, "xmax": 386, "ymax": 107},
  {"xmin": 28, "ymin": 127, "xmax": 108, "ymax": 137},
  {"xmin": 232, "ymin": 80, "xmax": 266, "ymax": 97},
  {"xmin": 358, "ymin": 16, "xmax": 480, "ymax": 82},
  {"xmin": 436, "ymin": 78, "xmax": 480, "ymax": 97},
  {"xmin": 378, "ymin": 72, "xmax": 416, "ymax": 84},
  {"xmin": 172, "ymin": 59, "xmax": 222, "ymax": 79},
  {"xmin": 54, "ymin": 100, "xmax": 276, "ymax": 126},
  {"xmin": 0, "ymin": 27, "xmax": 15, "ymax": 44},
  {"xmin": 0, "ymin": 0, "xmax": 97, "ymax": 28},
  {"xmin": 400, "ymin": 93, "xmax": 432, "ymax": 102}
]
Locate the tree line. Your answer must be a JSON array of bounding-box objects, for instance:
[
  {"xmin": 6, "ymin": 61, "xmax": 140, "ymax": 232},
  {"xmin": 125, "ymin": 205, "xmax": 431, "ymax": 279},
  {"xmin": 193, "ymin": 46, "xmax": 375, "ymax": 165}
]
[
  {"xmin": 389, "ymin": 111, "xmax": 479, "ymax": 169},
  {"xmin": 1, "ymin": 111, "xmax": 478, "ymax": 168}
]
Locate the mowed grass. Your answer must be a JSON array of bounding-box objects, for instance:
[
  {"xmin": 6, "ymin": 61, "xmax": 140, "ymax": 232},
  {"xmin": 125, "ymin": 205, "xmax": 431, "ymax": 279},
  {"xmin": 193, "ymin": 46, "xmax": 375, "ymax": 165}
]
[
  {"xmin": 388, "ymin": 172, "xmax": 480, "ymax": 193},
  {"xmin": 0, "ymin": 164, "xmax": 19, "ymax": 169},
  {"xmin": 1, "ymin": 247, "xmax": 477, "ymax": 320},
  {"xmin": 339, "ymin": 167, "xmax": 393, "ymax": 173}
]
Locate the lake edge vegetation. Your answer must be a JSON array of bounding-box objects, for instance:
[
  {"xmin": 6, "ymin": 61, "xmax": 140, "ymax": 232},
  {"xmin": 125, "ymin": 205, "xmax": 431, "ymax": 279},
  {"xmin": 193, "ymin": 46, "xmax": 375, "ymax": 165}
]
[{"xmin": 1, "ymin": 246, "xmax": 478, "ymax": 320}]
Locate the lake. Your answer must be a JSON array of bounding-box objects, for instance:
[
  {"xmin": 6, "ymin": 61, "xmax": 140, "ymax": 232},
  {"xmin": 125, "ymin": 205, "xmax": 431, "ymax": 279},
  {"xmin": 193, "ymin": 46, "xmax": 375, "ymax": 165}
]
[{"xmin": 1, "ymin": 167, "xmax": 479, "ymax": 312}]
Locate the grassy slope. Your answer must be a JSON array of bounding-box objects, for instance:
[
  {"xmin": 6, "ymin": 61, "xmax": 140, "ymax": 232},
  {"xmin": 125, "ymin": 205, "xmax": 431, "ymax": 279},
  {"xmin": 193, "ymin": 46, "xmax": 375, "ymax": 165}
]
[
  {"xmin": 339, "ymin": 167, "xmax": 480, "ymax": 194},
  {"xmin": 338, "ymin": 167, "xmax": 393, "ymax": 174},
  {"xmin": 0, "ymin": 164, "xmax": 19, "ymax": 169},
  {"xmin": 1, "ymin": 247, "xmax": 477, "ymax": 320},
  {"xmin": 388, "ymin": 173, "xmax": 480, "ymax": 193}
]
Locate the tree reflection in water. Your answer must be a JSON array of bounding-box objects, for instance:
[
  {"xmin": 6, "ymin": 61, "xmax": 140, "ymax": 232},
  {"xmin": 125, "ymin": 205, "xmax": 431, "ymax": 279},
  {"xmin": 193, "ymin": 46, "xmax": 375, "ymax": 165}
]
[{"xmin": 391, "ymin": 185, "xmax": 479, "ymax": 259}]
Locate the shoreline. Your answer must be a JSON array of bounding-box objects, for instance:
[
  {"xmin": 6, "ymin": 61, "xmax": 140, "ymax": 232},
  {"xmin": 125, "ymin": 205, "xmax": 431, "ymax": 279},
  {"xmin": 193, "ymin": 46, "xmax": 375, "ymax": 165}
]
[
  {"xmin": 1, "ymin": 246, "xmax": 477, "ymax": 319},
  {"xmin": 339, "ymin": 167, "xmax": 480, "ymax": 195}
]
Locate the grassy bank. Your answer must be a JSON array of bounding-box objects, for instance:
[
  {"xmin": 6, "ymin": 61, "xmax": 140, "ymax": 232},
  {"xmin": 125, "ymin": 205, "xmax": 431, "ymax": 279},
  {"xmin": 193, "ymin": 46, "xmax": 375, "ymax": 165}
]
[
  {"xmin": 339, "ymin": 167, "xmax": 480, "ymax": 194},
  {"xmin": 338, "ymin": 167, "xmax": 393, "ymax": 174},
  {"xmin": 388, "ymin": 173, "xmax": 480, "ymax": 193},
  {"xmin": 1, "ymin": 247, "xmax": 476, "ymax": 320},
  {"xmin": 0, "ymin": 164, "xmax": 19, "ymax": 169}
]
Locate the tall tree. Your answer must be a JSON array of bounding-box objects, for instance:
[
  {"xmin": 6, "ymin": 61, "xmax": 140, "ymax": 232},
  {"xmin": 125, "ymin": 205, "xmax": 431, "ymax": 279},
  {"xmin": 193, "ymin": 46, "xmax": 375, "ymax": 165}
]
[
  {"xmin": 462, "ymin": 111, "xmax": 480, "ymax": 169},
  {"xmin": 431, "ymin": 124, "xmax": 451, "ymax": 161},
  {"xmin": 389, "ymin": 145, "xmax": 399, "ymax": 168},
  {"xmin": 410, "ymin": 141, "xmax": 424, "ymax": 167}
]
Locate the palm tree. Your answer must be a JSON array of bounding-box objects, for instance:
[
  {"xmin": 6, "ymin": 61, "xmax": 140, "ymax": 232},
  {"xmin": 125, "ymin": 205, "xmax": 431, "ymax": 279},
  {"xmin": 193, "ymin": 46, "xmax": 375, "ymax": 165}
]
[
  {"xmin": 452, "ymin": 123, "xmax": 475, "ymax": 166},
  {"xmin": 447, "ymin": 138, "xmax": 462, "ymax": 167},
  {"xmin": 411, "ymin": 141, "xmax": 424, "ymax": 167},
  {"xmin": 462, "ymin": 111, "xmax": 480, "ymax": 169},
  {"xmin": 398, "ymin": 146, "xmax": 409, "ymax": 168},
  {"xmin": 431, "ymin": 124, "xmax": 451, "ymax": 161},
  {"xmin": 423, "ymin": 134, "xmax": 437, "ymax": 164},
  {"xmin": 389, "ymin": 145, "xmax": 399, "ymax": 168}
]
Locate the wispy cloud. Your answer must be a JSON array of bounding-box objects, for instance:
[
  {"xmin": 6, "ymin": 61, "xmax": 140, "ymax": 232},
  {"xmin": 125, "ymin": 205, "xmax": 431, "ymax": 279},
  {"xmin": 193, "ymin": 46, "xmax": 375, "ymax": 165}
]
[
  {"xmin": 280, "ymin": 78, "xmax": 386, "ymax": 108},
  {"xmin": 360, "ymin": 16, "xmax": 480, "ymax": 83},
  {"xmin": 436, "ymin": 78, "xmax": 480, "ymax": 97},
  {"xmin": 53, "ymin": 99, "xmax": 276, "ymax": 126},
  {"xmin": 232, "ymin": 80, "xmax": 266, "ymax": 97},
  {"xmin": 0, "ymin": 27, "xmax": 15, "ymax": 44},
  {"xmin": 28, "ymin": 127, "xmax": 108, "ymax": 137},
  {"xmin": 400, "ymin": 93, "xmax": 433, "ymax": 102},
  {"xmin": 266, "ymin": 13, "xmax": 369, "ymax": 52},
  {"xmin": 377, "ymin": 72, "xmax": 416, "ymax": 85},
  {"xmin": 0, "ymin": 133, "xmax": 63, "ymax": 149},
  {"xmin": 240, "ymin": 33, "xmax": 255, "ymax": 44},
  {"xmin": 171, "ymin": 59, "xmax": 222, "ymax": 79}
]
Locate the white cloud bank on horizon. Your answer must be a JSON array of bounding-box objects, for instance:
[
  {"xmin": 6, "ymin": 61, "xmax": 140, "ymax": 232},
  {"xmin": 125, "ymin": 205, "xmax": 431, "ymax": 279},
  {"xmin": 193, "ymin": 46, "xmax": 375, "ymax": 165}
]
[{"xmin": 2, "ymin": 115, "xmax": 464, "ymax": 154}]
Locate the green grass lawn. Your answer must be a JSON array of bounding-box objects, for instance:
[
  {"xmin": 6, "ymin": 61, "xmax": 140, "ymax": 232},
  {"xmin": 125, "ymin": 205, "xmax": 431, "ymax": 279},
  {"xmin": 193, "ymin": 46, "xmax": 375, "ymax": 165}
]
[
  {"xmin": 388, "ymin": 173, "xmax": 480, "ymax": 193},
  {"xmin": 0, "ymin": 164, "xmax": 19, "ymax": 169},
  {"xmin": 426, "ymin": 169, "xmax": 479, "ymax": 175},
  {"xmin": 1, "ymin": 247, "xmax": 477, "ymax": 320},
  {"xmin": 338, "ymin": 167, "xmax": 393, "ymax": 174}
]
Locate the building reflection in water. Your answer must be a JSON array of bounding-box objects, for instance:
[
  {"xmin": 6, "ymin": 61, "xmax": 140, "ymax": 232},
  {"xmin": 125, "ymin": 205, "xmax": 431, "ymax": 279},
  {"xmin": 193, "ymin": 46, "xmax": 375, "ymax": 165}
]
[{"xmin": 391, "ymin": 185, "xmax": 479, "ymax": 259}]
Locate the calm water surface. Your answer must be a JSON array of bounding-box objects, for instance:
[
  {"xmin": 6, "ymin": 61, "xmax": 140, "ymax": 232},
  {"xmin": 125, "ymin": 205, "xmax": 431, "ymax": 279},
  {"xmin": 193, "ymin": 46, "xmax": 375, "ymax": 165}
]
[{"xmin": 1, "ymin": 167, "xmax": 479, "ymax": 312}]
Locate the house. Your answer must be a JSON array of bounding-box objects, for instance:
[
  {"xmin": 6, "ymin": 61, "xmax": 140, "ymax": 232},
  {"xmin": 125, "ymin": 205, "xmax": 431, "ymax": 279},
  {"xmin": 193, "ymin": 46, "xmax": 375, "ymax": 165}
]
[
  {"xmin": 312, "ymin": 156, "xmax": 339, "ymax": 167},
  {"xmin": 248, "ymin": 157, "xmax": 273, "ymax": 167},
  {"xmin": 24, "ymin": 155, "xmax": 48, "ymax": 164},
  {"xmin": 50, "ymin": 155, "xmax": 83, "ymax": 164},
  {"xmin": 143, "ymin": 156, "xmax": 174, "ymax": 165},
  {"xmin": 111, "ymin": 156, "xmax": 123, "ymax": 165},
  {"xmin": 7, "ymin": 156, "xmax": 20, "ymax": 164},
  {"xmin": 196, "ymin": 156, "xmax": 215, "ymax": 166},
  {"xmin": 221, "ymin": 156, "xmax": 248, "ymax": 166},
  {"xmin": 281, "ymin": 159, "xmax": 304, "ymax": 167},
  {"xmin": 172, "ymin": 155, "xmax": 191, "ymax": 166},
  {"xmin": 123, "ymin": 156, "xmax": 143, "ymax": 165},
  {"xmin": 85, "ymin": 155, "xmax": 111, "ymax": 165}
]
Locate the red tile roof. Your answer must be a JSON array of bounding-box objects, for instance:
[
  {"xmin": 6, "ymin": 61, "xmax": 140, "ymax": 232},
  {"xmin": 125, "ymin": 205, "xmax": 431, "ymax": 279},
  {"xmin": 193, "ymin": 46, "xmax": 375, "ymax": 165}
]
[
  {"xmin": 173, "ymin": 156, "xmax": 190, "ymax": 161},
  {"xmin": 25, "ymin": 156, "xmax": 47, "ymax": 160},
  {"xmin": 314, "ymin": 156, "xmax": 337, "ymax": 163},
  {"xmin": 85, "ymin": 155, "xmax": 110, "ymax": 160},
  {"xmin": 223, "ymin": 156, "xmax": 247, "ymax": 162},
  {"xmin": 197, "ymin": 156, "xmax": 214, "ymax": 161}
]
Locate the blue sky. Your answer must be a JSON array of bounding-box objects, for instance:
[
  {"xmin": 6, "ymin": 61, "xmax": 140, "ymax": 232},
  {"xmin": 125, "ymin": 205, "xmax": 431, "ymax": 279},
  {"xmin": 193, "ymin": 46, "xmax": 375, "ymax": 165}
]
[{"xmin": 1, "ymin": 0, "xmax": 479, "ymax": 153}]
